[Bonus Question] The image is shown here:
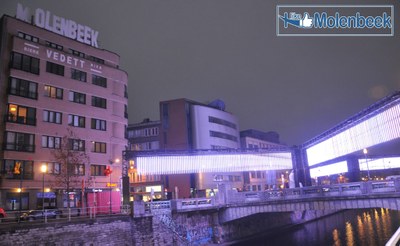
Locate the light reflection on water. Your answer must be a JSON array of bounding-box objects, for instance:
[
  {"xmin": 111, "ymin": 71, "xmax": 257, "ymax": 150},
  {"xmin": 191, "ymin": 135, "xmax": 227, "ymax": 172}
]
[
  {"xmin": 234, "ymin": 208, "xmax": 400, "ymax": 246},
  {"xmin": 345, "ymin": 221, "xmax": 354, "ymax": 246}
]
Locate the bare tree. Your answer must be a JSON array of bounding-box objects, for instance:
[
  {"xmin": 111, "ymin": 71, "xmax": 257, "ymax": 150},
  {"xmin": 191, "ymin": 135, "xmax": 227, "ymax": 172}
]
[{"xmin": 51, "ymin": 128, "xmax": 89, "ymax": 208}]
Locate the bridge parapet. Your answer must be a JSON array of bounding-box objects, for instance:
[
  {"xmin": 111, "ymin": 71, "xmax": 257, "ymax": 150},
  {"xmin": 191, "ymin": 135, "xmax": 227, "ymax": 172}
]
[
  {"xmin": 225, "ymin": 180, "xmax": 400, "ymax": 204},
  {"xmin": 172, "ymin": 198, "xmax": 216, "ymax": 212},
  {"xmin": 137, "ymin": 181, "xmax": 400, "ymax": 218}
]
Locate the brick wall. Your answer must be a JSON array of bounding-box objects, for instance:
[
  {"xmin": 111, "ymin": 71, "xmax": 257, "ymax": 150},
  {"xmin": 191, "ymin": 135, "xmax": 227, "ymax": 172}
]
[{"xmin": 0, "ymin": 216, "xmax": 134, "ymax": 246}]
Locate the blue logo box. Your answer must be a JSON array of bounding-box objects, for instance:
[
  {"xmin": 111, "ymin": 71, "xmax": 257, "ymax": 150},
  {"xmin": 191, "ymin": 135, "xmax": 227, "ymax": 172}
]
[{"xmin": 276, "ymin": 5, "xmax": 394, "ymax": 36}]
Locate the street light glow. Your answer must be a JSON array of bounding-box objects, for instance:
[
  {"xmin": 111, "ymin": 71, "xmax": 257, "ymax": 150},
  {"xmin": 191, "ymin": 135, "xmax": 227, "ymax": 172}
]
[
  {"xmin": 41, "ymin": 164, "xmax": 47, "ymax": 173},
  {"xmin": 41, "ymin": 163, "xmax": 47, "ymax": 211}
]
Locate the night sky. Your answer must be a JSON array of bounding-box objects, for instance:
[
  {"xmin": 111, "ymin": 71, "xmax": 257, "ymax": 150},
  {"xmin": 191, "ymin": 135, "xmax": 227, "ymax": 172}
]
[{"xmin": 1, "ymin": 1, "xmax": 399, "ymax": 145}]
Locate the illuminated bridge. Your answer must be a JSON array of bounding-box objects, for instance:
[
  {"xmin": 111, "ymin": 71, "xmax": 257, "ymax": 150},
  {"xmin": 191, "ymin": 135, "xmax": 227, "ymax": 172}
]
[
  {"xmin": 302, "ymin": 91, "xmax": 400, "ymax": 184},
  {"xmin": 144, "ymin": 180, "xmax": 400, "ymax": 223}
]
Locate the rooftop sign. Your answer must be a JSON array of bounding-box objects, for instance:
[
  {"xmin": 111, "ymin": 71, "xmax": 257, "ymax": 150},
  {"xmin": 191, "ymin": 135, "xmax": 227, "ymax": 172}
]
[{"xmin": 16, "ymin": 3, "xmax": 99, "ymax": 48}]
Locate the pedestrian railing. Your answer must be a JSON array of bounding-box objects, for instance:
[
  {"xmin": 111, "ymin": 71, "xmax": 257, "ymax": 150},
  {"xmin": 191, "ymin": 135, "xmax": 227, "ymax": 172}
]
[{"xmin": 0, "ymin": 205, "xmax": 131, "ymax": 226}]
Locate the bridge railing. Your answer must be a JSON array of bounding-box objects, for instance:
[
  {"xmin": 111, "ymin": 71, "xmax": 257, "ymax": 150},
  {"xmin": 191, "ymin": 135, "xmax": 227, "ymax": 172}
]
[
  {"xmin": 141, "ymin": 198, "xmax": 216, "ymax": 214},
  {"xmin": 138, "ymin": 180, "xmax": 400, "ymax": 215},
  {"xmin": 145, "ymin": 201, "xmax": 172, "ymax": 214},
  {"xmin": 0, "ymin": 205, "xmax": 131, "ymax": 225},
  {"xmin": 225, "ymin": 180, "xmax": 400, "ymax": 205},
  {"xmin": 172, "ymin": 197, "xmax": 216, "ymax": 211}
]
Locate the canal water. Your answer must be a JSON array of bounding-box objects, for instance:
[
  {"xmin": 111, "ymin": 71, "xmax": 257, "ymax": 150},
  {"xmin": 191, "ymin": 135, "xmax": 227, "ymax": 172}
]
[{"xmin": 233, "ymin": 208, "xmax": 400, "ymax": 246}]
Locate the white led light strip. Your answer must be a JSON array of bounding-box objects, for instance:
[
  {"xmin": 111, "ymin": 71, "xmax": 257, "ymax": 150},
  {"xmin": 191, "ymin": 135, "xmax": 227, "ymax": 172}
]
[
  {"xmin": 307, "ymin": 104, "xmax": 400, "ymax": 166},
  {"xmin": 359, "ymin": 157, "xmax": 400, "ymax": 171},
  {"xmin": 310, "ymin": 161, "xmax": 348, "ymax": 177},
  {"xmin": 136, "ymin": 152, "xmax": 293, "ymax": 175}
]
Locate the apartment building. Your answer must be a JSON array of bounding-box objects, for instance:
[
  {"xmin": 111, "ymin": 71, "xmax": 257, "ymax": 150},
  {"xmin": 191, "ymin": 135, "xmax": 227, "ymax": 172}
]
[{"xmin": 0, "ymin": 9, "xmax": 128, "ymax": 211}]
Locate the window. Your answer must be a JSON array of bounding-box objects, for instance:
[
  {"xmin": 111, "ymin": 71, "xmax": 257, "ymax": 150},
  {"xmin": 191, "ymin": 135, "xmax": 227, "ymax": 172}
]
[
  {"xmin": 209, "ymin": 116, "xmax": 237, "ymax": 129},
  {"xmin": 71, "ymin": 68, "xmax": 87, "ymax": 82},
  {"xmin": 43, "ymin": 162, "xmax": 61, "ymax": 175},
  {"xmin": 46, "ymin": 61, "xmax": 64, "ymax": 76},
  {"xmin": 4, "ymin": 131, "xmax": 35, "ymax": 152},
  {"xmin": 89, "ymin": 56, "xmax": 104, "ymax": 64},
  {"xmin": 92, "ymin": 75, "xmax": 107, "ymax": 88},
  {"xmin": 1, "ymin": 160, "xmax": 34, "ymax": 179},
  {"xmin": 124, "ymin": 104, "xmax": 128, "ymax": 119},
  {"xmin": 8, "ymin": 77, "xmax": 38, "ymax": 99},
  {"xmin": 73, "ymin": 164, "xmax": 85, "ymax": 176},
  {"xmin": 162, "ymin": 103, "xmax": 169, "ymax": 129},
  {"xmin": 43, "ymin": 110, "xmax": 62, "ymax": 124},
  {"xmin": 91, "ymin": 118, "xmax": 106, "ymax": 131},
  {"xmin": 44, "ymin": 85, "xmax": 63, "ymax": 99},
  {"xmin": 211, "ymin": 145, "xmax": 229, "ymax": 150},
  {"xmin": 210, "ymin": 131, "xmax": 238, "ymax": 142},
  {"xmin": 124, "ymin": 85, "xmax": 128, "ymax": 98},
  {"xmin": 7, "ymin": 104, "xmax": 36, "ymax": 125},
  {"xmin": 91, "ymin": 164, "xmax": 107, "ymax": 176},
  {"xmin": 41, "ymin": 136, "xmax": 61, "ymax": 149},
  {"xmin": 10, "ymin": 52, "xmax": 40, "ymax": 74},
  {"xmin": 228, "ymin": 175, "xmax": 241, "ymax": 182},
  {"xmin": 91, "ymin": 96, "xmax": 107, "ymax": 109},
  {"xmin": 129, "ymin": 127, "xmax": 159, "ymax": 138},
  {"xmin": 45, "ymin": 41, "xmax": 63, "ymax": 51},
  {"xmin": 69, "ymin": 49, "xmax": 85, "ymax": 58},
  {"xmin": 69, "ymin": 139, "xmax": 85, "ymax": 151},
  {"xmin": 68, "ymin": 114, "xmax": 85, "ymax": 128},
  {"xmin": 130, "ymin": 141, "xmax": 159, "ymax": 151},
  {"xmin": 92, "ymin": 142, "xmax": 106, "ymax": 153},
  {"xmin": 248, "ymin": 144, "xmax": 257, "ymax": 149},
  {"xmin": 18, "ymin": 32, "xmax": 39, "ymax": 43},
  {"xmin": 69, "ymin": 91, "xmax": 86, "ymax": 104}
]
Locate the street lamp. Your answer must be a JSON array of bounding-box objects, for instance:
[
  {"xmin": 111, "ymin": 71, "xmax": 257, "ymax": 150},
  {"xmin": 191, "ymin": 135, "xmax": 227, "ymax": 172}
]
[
  {"xmin": 363, "ymin": 148, "xmax": 371, "ymax": 181},
  {"xmin": 41, "ymin": 164, "xmax": 47, "ymax": 212}
]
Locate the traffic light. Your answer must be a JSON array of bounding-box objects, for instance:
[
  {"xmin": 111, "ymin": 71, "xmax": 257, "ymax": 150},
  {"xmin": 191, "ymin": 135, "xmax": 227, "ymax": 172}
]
[{"xmin": 104, "ymin": 166, "xmax": 112, "ymax": 176}]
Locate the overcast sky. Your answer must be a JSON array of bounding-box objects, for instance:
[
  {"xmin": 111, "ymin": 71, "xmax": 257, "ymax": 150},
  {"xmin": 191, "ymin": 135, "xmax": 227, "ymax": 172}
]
[{"xmin": 1, "ymin": 0, "xmax": 399, "ymax": 145}]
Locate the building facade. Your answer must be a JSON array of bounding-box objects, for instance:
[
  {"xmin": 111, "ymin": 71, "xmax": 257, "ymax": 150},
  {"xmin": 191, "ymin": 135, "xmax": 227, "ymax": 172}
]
[
  {"xmin": 126, "ymin": 119, "xmax": 162, "ymax": 201},
  {"xmin": 127, "ymin": 119, "xmax": 160, "ymax": 152},
  {"xmin": 0, "ymin": 12, "xmax": 128, "ymax": 211},
  {"xmin": 159, "ymin": 98, "xmax": 241, "ymax": 198},
  {"xmin": 240, "ymin": 129, "xmax": 291, "ymax": 191}
]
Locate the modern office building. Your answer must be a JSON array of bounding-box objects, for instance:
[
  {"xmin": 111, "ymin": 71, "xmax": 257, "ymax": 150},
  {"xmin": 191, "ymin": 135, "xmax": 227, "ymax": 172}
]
[
  {"xmin": 125, "ymin": 98, "xmax": 243, "ymax": 199},
  {"xmin": 0, "ymin": 7, "xmax": 128, "ymax": 211},
  {"xmin": 159, "ymin": 98, "xmax": 241, "ymax": 198}
]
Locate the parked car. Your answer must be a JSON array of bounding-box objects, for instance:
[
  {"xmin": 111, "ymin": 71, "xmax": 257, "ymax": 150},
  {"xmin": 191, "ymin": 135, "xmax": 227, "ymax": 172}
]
[
  {"xmin": 386, "ymin": 175, "xmax": 400, "ymax": 181},
  {"xmin": 0, "ymin": 208, "xmax": 7, "ymax": 222},
  {"xmin": 19, "ymin": 209, "xmax": 63, "ymax": 221}
]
